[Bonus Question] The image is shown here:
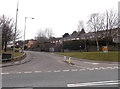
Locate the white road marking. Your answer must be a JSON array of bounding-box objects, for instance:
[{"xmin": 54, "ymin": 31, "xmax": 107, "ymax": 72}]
[
  {"xmin": 71, "ymin": 69, "xmax": 78, "ymax": 71},
  {"xmin": 54, "ymin": 70, "xmax": 61, "ymax": 72},
  {"xmin": 106, "ymin": 67, "xmax": 118, "ymax": 69},
  {"xmin": 86, "ymin": 68, "xmax": 95, "ymax": 70},
  {"xmin": 63, "ymin": 70, "xmax": 70, "ymax": 72},
  {"xmin": 84, "ymin": 62, "xmax": 99, "ymax": 65},
  {"xmin": 113, "ymin": 66, "xmax": 119, "ymax": 69},
  {"xmin": 86, "ymin": 68, "xmax": 90, "ymax": 70},
  {"xmin": 34, "ymin": 71, "xmax": 42, "ymax": 73},
  {"xmin": 1, "ymin": 66, "xmax": 118, "ymax": 75},
  {"xmin": 67, "ymin": 80, "xmax": 120, "ymax": 87},
  {"xmin": 94, "ymin": 67, "xmax": 101, "ymax": 70},
  {"xmin": 92, "ymin": 63, "xmax": 100, "ymax": 65},
  {"xmin": 89, "ymin": 68, "xmax": 95, "ymax": 70},
  {"xmin": 24, "ymin": 71, "xmax": 32, "ymax": 74},
  {"xmin": 107, "ymin": 67, "xmax": 116, "ymax": 69},
  {"xmin": 1, "ymin": 72, "xmax": 9, "ymax": 75}
]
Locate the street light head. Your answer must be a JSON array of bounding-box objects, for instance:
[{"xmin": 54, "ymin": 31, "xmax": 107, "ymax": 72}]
[{"xmin": 25, "ymin": 17, "xmax": 34, "ymax": 19}]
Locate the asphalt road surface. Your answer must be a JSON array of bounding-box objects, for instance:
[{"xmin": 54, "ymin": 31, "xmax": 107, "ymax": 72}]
[{"xmin": 1, "ymin": 51, "xmax": 119, "ymax": 87}]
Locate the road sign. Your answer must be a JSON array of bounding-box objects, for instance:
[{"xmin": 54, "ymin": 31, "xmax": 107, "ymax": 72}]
[{"xmin": 102, "ymin": 46, "xmax": 108, "ymax": 53}]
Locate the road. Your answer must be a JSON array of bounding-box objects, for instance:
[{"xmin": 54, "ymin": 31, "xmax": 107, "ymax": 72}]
[{"xmin": 1, "ymin": 51, "xmax": 119, "ymax": 87}]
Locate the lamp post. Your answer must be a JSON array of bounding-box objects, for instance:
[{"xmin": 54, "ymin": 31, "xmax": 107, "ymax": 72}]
[{"xmin": 23, "ymin": 17, "xmax": 34, "ymax": 50}]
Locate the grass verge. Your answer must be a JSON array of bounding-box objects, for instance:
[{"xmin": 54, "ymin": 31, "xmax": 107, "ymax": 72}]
[
  {"xmin": 2, "ymin": 51, "xmax": 24, "ymax": 58},
  {"xmin": 57, "ymin": 51, "xmax": 119, "ymax": 62}
]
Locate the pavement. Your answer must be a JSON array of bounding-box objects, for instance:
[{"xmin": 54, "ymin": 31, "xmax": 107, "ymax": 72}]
[{"xmin": 1, "ymin": 51, "xmax": 119, "ymax": 87}]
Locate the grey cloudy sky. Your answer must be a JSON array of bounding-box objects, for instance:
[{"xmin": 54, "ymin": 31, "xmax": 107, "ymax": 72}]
[{"xmin": 0, "ymin": 0, "xmax": 119, "ymax": 40}]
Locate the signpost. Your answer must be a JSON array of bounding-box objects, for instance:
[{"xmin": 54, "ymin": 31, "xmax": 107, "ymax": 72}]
[{"xmin": 102, "ymin": 46, "xmax": 108, "ymax": 53}]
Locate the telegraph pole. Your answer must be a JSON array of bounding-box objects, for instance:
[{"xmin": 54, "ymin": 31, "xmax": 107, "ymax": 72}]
[
  {"xmin": 13, "ymin": 0, "xmax": 19, "ymax": 57},
  {"xmin": 0, "ymin": 24, "xmax": 2, "ymax": 59}
]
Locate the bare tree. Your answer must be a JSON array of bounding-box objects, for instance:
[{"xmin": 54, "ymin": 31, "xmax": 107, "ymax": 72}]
[
  {"xmin": 45, "ymin": 28, "xmax": 53, "ymax": 39},
  {"xmin": 0, "ymin": 15, "xmax": 20, "ymax": 51},
  {"xmin": 87, "ymin": 13, "xmax": 105, "ymax": 51},
  {"xmin": 77, "ymin": 20, "xmax": 84, "ymax": 32},
  {"xmin": 35, "ymin": 29, "xmax": 47, "ymax": 43},
  {"xmin": 36, "ymin": 28, "xmax": 53, "ymax": 39},
  {"xmin": 105, "ymin": 10, "xmax": 118, "ymax": 39},
  {"xmin": 105, "ymin": 10, "xmax": 118, "ymax": 30},
  {"xmin": 35, "ymin": 29, "xmax": 54, "ymax": 51}
]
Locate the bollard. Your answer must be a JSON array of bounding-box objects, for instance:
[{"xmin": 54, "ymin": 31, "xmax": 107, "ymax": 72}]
[
  {"xmin": 68, "ymin": 57, "xmax": 72, "ymax": 63},
  {"xmin": 64, "ymin": 56, "xmax": 67, "ymax": 61}
]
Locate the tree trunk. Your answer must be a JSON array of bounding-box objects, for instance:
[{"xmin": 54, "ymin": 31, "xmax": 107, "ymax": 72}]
[
  {"xmin": 96, "ymin": 38, "xmax": 99, "ymax": 51},
  {"xmin": 4, "ymin": 41, "xmax": 7, "ymax": 52}
]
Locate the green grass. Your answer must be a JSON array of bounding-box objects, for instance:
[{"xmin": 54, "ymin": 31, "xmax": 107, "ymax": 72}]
[{"xmin": 58, "ymin": 51, "xmax": 119, "ymax": 62}]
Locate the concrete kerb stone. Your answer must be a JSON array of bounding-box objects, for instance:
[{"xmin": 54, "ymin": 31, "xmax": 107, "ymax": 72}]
[{"xmin": 0, "ymin": 52, "xmax": 31, "ymax": 67}]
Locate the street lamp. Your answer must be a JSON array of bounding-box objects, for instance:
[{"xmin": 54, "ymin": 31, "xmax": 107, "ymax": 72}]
[{"xmin": 23, "ymin": 17, "xmax": 34, "ymax": 50}]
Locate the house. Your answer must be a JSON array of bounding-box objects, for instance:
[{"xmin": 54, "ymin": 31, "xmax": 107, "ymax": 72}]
[{"xmin": 27, "ymin": 39, "xmax": 37, "ymax": 48}]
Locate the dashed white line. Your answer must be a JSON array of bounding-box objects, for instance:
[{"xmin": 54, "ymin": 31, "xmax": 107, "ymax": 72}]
[
  {"xmin": 86, "ymin": 68, "xmax": 95, "ymax": 70},
  {"xmin": 54, "ymin": 70, "xmax": 61, "ymax": 72},
  {"xmin": 24, "ymin": 71, "xmax": 32, "ymax": 74},
  {"xmin": 113, "ymin": 66, "xmax": 119, "ymax": 69},
  {"xmin": 79, "ymin": 69, "xmax": 85, "ymax": 71},
  {"xmin": 1, "ymin": 72, "xmax": 9, "ymax": 75},
  {"xmin": 63, "ymin": 70, "xmax": 70, "ymax": 72},
  {"xmin": 89, "ymin": 68, "xmax": 95, "ymax": 70},
  {"xmin": 71, "ymin": 69, "xmax": 78, "ymax": 71},
  {"xmin": 34, "ymin": 71, "xmax": 42, "ymax": 73},
  {"xmin": 106, "ymin": 67, "xmax": 113, "ymax": 69},
  {"xmin": 84, "ymin": 62, "xmax": 99, "ymax": 65},
  {"xmin": 1, "ymin": 66, "xmax": 118, "ymax": 75},
  {"xmin": 94, "ymin": 67, "xmax": 101, "ymax": 70}
]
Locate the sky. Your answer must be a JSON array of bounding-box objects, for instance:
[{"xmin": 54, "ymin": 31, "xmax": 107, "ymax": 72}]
[{"xmin": 0, "ymin": 0, "xmax": 119, "ymax": 40}]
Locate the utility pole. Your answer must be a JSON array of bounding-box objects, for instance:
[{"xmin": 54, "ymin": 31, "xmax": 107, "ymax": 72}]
[
  {"xmin": 23, "ymin": 17, "xmax": 27, "ymax": 50},
  {"xmin": 13, "ymin": 0, "xmax": 19, "ymax": 57},
  {"xmin": 23, "ymin": 17, "xmax": 34, "ymax": 50},
  {"xmin": 0, "ymin": 24, "xmax": 2, "ymax": 59}
]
